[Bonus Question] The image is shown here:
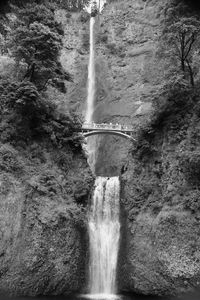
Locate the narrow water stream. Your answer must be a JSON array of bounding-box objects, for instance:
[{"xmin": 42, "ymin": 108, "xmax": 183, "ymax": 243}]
[
  {"xmin": 84, "ymin": 1, "xmax": 120, "ymax": 297},
  {"xmin": 85, "ymin": 16, "xmax": 95, "ymax": 124}
]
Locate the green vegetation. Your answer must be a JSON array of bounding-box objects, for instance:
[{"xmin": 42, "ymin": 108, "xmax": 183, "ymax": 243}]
[
  {"xmin": 8, "ymin": 3, "xmax": 72, "ymax": 91},
  {"xmin": 161, "ymin": 15, "xmax": 200, "ymax": 87},
  {"xmin": 9, "ymin": 0, "xmax": 89, "ymax": 11},
  {"xmin": 0, "ymin": 0, "xmax": 93, "ymax": 227},
  {"xmin": 123, "ymin": 1, "xmax": 200, "ymax": 219}
]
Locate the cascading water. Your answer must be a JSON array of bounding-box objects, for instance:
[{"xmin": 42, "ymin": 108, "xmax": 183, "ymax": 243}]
[
  {"xmin": 84, "ymin": 1, "xmax": 120, "ymax": 298},
  {"xmin": 85, "ymin": 16, "xmax": 95, "ymax": 124},
  {"xmin": 84, "ymin": 0, "xmax": 107, "ymax": 124},
  {"xmin": 89, "ymin": 177, "xmax": 120, "ymax": 296}
]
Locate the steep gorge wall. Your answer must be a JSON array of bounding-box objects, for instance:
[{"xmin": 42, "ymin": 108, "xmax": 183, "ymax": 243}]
[
  {"xmin": 0, "ymin": 142, "xmax": 93, "ymax": 296},
  {"xmin": 2, "ymin": 0, "xmax": 199, "ymax": 297},
  {"xmin": 59, "ymin": 0, "xmax": 167, "ymax": 175},
  {"xmin": 60, "ymin": 0, "xmax": 200, "ymax": 296},
  {"xmin": 0, "ymin": 3, "xmax": 94, "ymax": 296}
]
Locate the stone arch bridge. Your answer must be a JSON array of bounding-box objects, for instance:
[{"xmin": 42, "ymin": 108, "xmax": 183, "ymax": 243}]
[{"xmin": 80, "ymin": 123, "xmax": 135, "ymax": 140}]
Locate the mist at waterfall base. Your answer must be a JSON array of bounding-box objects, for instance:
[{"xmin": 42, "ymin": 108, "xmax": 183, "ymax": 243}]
[{"xmin": 3, "ymin": 291, "xmax": 200, "ymax": 300}]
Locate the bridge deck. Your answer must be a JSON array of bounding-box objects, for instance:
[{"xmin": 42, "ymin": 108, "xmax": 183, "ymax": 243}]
[{"xmin": 82, "ymin": 123, "xmax": 133, "ymax": 133}]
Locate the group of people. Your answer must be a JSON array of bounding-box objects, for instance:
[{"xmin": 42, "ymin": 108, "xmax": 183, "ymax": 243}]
[{"xmin": 83, "ymin": 122, "xmax": 132, "ymax": 131}]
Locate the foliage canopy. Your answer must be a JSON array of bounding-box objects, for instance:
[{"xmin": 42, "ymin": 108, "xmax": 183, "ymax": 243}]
[{"xmin": 8, "ymin": 3, "xmax": 72, "ymax": 91}]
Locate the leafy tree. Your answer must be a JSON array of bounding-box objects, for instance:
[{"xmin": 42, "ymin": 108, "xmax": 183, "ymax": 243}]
[
  {"xmin": 12, "ymin": 3, "xmax": 64, "ymax": 35},
  {"xmin": 8, "ymin": 3, "xmax": 72, "ymax": 91},
  {"xmin": 48, "ymin": 0, "xmax": 90, "ymax": 11},
  {"xmin": 10, "ymin": 0, "xmax": 90, "ymax": 11},
  {"xmin": 163, "ymin": 16, "xmax": 200, "ymax": 86},
  {"xmin": 0, "ymin": 77, "xmax": 82, "ymax": 150}
]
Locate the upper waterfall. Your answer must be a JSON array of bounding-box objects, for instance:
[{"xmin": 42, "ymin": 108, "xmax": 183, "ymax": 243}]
[
  {"xmin": 84, "ymin": 0, "xmax": 107, "ymax": 123},
  {"xmin": 84, "ymin": 0, "xmax": 107, "ymax": 14},
  {"xmin": 85, "ymin": 16, "xmax": 95, "ymax": 123}
]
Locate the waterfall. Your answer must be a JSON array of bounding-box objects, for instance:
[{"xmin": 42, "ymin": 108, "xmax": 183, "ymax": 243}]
[
  {"xmin": 85, "ymin": 16, "xmax": 95, "ymax": 123},
  {"xmin": 89, "ymin": 177, "xmax": 120, "ymax": 296},
  {"xmin": 83, "ymin": 1, "xmax": 120, "ymax": 297},
  {"xmin": 84, "ymin": 14, "xmax": 96, "ymax": 173}
]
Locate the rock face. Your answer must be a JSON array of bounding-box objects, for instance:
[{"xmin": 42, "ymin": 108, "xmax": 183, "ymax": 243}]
[
  {"xmin": 118, "ymin": 120, "xmax": 200, "ymax": 296},
  {"xmin": 58, "ymin": 0, "xmax": 167, "ymax": 176},
  {"xmin": 1, "ymin": 0, "xmax": 200, "ymax": 297},
  {"xmin": 119, "ymin": 197, "xmax": 200, "ymax": 295},
  {"xmin": 0, "ymin": 3, "xmax": 94, "ymax": 297},
  {"xmin": 58, "ymin": 0, "xmax": 200, "ymax": 296},
  {"xmin": 0, "ymin": 142, "xmax": 93, "ymax": 296}
]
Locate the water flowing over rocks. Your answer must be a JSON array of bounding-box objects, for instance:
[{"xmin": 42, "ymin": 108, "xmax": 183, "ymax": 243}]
[{"xmin": 89, "ymin": 177, "xmax": 120, "ymax": 295}]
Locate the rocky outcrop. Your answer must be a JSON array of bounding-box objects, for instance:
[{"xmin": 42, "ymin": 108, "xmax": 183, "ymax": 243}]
[
  {"xmin": 0, "ymin": 142, "xmax": 93, "ymax": 296},
  {"xmin": 118, "ymin": 89, "xmax": 200, "ymax": 295},
  {"xmin": 118, "ymin": 125, "xmax": 200, "ymax": 295},
  {"xmin": 119, "ymin": 195, "xmax": 200, "ymax": 295}
]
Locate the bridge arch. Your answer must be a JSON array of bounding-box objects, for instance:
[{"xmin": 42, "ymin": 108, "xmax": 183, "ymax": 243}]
[{"xmin": 82, "ymin": 130, "xmax": 135, "ymax": 141}]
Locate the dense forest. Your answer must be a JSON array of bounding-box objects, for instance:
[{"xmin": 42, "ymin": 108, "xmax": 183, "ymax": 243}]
[{"xmin": 0, "ymin": 0, "xmax": 92, "ymax": 196}]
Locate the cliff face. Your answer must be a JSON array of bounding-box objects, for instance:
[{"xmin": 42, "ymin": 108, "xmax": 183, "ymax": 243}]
[
  {"xmin": 0, "ymin": 142, "xmax": 93, "ymax": 296},
  {"xmin": 0, "ymin": 2, "xmax": 95, "ymax": 296},
  {"xmin": 119, "ymin": 114, "xmax": 200, "ymax": 296},
  {"xmin": 59, "ymin": 0, "xmax": 167, "ymax": 176},
  {"xmin": 59, "ymin": 0, "xmax": 200, "ymax": 296},
  {"xmin": 1, "ymin": 0, "xmax": 200, "ymax": 297}
]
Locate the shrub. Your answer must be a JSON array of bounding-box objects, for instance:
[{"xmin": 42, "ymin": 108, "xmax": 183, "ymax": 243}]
[
  {"xmin": 183, "ymin": 190, "xmax": 200, "ymax": 212},
  {"xmin": 178, "ymin": 148, "xmax": 200, "ymax": 185},
  {"xmin": 82, "ymin": 32, "xmax": 90, "ymax": 50},
  {"xmin": 97, "ymin": 32, "xmax": 108, "ymax": 44},
  {"xmin": 52, "ymin": 150, "xmax": 73, "ymax": 173},
  {"xmin": 66, "ymin": 203, "xmax": 86, "ymax": 227},
  {"xmin": 78, "ymin": 10, "xmax": 90, "ymax": 23},
  {"xmin": 106, "ymin": 42, "xmax": 124, "ymax": 56},
  {"xmin": 0, "ymin": 143, "xmax": 24, "ymax": 173}
]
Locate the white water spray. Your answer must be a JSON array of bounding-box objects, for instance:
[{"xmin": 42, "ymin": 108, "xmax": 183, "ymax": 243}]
[
  {"xmin": 89, "ymin": 177, "xmax": 120, "ymax": 295},
  {"xmin": 84, "ymin": 0, "xmax": 107, "ymax": 123},
  {"xmin": 85, "ymin": 16, "xmax": 96, "ymax": 123},
  {"xmin": 83, "ymin": 1, "xmax": 120, "ymax": 297}
]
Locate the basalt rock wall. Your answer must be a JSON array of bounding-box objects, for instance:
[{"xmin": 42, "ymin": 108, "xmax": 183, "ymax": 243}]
[
  {"xmin": 10, "ymin": 0, "xmax": 200, "ymax": 297},
  {"xmin": 0, "ymin": 142, "xmax": 93, "ymax": 296},
  {"xmin": 59, "ymin": 0, "xmax": 167, "ymax": 176},
  {"xmin": 59, "ymin": 0, "xmax": 200, "ymax": 296}
]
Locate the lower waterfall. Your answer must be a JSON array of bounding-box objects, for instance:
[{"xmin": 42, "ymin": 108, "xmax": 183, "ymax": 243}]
[
  {"xmin": 83, "ymin": 1, "xmax": 120, "ymax": 297},
  {"xmin": 88, "ymin": 177, "xmax": 120, "ymax": 296}
]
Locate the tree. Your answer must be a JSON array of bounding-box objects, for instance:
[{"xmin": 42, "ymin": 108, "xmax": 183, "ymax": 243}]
[
  {"xmin": 48, "ymin": 0, "xmax": 90, "ymax": 11},
  {"xmin": 163, "ymin": 17, "xmax": 200, "ymax": 86},
  {"xmin": 8, "ymin": 3, "xmax": 72, "ymax": 91}
]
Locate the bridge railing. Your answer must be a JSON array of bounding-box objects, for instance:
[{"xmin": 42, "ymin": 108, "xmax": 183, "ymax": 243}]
[{"xmin": 82, "ymin": 123, "xmax": 133, "ymax": 132}]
